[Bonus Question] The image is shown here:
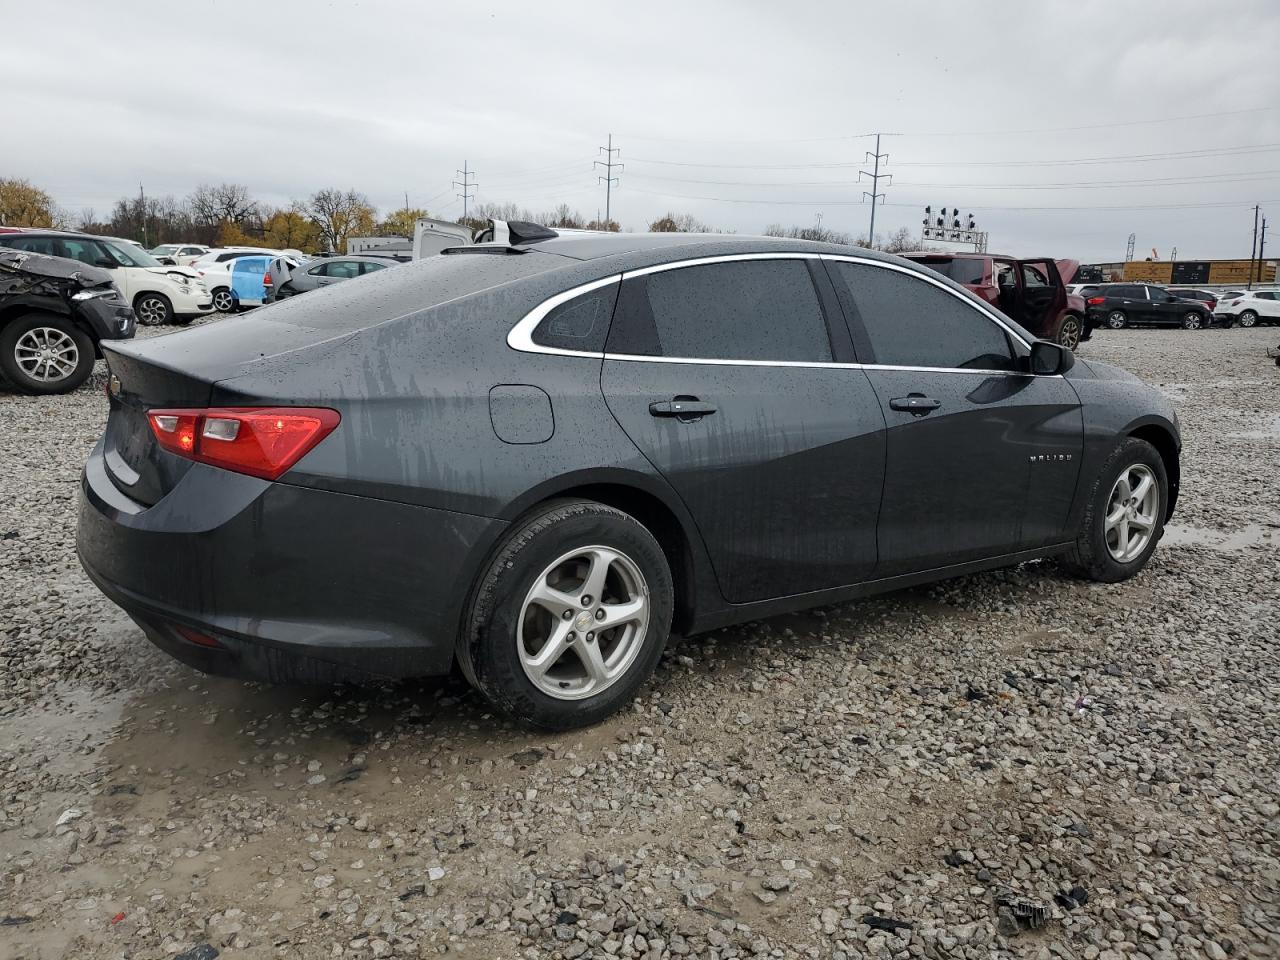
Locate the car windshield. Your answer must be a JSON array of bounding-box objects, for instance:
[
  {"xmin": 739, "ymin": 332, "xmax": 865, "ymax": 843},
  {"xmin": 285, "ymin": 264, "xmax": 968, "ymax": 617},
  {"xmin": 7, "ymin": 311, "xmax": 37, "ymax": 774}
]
[
  {"xmin": 101, "ymin": 239, "xmax": 163, "ymax": 268},
  {"xmin": 916, "ymin": 257, "xmax": 986, "ymax": 285}
]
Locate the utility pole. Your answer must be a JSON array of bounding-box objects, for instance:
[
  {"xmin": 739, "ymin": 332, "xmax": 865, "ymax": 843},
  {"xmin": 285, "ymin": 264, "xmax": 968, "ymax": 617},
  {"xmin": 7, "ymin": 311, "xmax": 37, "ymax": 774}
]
[
  {"xmin": 1125, "ymin": 233, "xmax": 1136, "ymax": 262},
  {"xmin": 138, "ymin": 182, "xmax": 147, "ymax": 247},
  {"xmin": 1249, "ymin": 204, "xmax": 1260, "ymax": 290},
  {"xmin": 404, "ymin": 190, "xmax": 409, "ymax": 212},
  {"xmin": 595, "ymin": 134, "xmax": 623, "ymax": 227},
  {"xmin": 453, "ymin": 162, "xmax": 477, "ymax": 221},
  {"xmin": 858, "ymin": 134, "xmax": 892, "ymax": 247},
  {"xmin": 1259, "ymin": 216, "xmax": 1268, "ymax": 284}
]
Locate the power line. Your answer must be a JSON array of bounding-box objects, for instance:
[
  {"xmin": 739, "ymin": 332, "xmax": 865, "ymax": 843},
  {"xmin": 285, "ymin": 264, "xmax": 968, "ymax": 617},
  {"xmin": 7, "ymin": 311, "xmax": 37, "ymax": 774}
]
[
  {"xmin": 594, "ymin": 134, "xmax": 623, "ymax": 225},
  {"xmin": 624, "ymin": 169, "xmax": 1280, "ymax": 191}
]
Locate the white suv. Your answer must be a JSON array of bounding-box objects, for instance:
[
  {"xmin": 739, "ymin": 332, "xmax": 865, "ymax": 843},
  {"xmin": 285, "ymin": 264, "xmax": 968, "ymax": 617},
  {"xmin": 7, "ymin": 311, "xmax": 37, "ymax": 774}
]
[
  {"xmin": 1214, "ymin": 290, "xmax": 1280, "ymax": 328},
  {"xmin": 0, "ymin": 231, "xmax": 213, "ymax": 325}
]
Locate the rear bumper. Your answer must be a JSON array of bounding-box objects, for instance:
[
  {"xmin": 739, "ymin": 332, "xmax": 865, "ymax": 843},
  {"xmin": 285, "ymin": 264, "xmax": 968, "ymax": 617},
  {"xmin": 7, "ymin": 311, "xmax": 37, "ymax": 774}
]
[{"xmin": 77, "ymin": 439, "xmax": 506, "ymax": 683}]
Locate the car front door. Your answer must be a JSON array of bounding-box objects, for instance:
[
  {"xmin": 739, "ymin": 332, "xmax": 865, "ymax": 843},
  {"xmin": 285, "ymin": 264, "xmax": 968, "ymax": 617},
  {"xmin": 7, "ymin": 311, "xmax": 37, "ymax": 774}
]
[
  {"xmin": 599, "ymin": 255, "xmax": 887, "ymax": 604},
  {"xmin": 825, "ymin": 257, "xmax": 1084, "ymax": 577},
  {"xmin": 58, "ymin": 237, "xmax": 136, "ymax": 300}
]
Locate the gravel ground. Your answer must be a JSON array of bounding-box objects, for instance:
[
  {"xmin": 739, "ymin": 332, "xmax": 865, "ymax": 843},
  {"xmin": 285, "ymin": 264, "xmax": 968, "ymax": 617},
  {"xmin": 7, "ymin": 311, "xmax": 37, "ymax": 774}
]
[{"xmin": 1, "ymin": 323, "xmax": 1277, "ymax": 960}]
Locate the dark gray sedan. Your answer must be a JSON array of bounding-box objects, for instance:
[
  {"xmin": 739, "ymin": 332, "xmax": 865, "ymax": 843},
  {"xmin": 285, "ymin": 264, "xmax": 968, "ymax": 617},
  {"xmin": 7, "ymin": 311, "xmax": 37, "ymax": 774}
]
[
  {"xmin": 78, "ymin": 226, "xmax": 1180, "ymax": 729},
  {"xmin": 265, "ymin": 254, "xmax": 394, "ymax": 302}
]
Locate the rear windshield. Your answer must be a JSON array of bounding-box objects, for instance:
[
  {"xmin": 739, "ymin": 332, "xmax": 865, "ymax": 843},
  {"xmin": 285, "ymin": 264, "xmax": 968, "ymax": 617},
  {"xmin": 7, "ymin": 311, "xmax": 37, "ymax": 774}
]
[
  {"xmin": 259, "ymin": 249, "xmax": 568, "ymax": 331},
  {"xmin": 912, "ymin": 257, "xmax": 986, "ymax": 286}
]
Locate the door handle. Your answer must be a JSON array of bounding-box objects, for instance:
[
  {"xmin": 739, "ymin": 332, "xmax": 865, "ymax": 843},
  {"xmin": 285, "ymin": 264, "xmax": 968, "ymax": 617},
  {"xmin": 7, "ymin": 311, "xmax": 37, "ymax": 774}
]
[
  {"xmin": 890, "ymin": 394, "xmax": 942, "ymax": 415},
  {"xmin": 649, "ymin": 398, "xmax": 717, "ymax": 420}
]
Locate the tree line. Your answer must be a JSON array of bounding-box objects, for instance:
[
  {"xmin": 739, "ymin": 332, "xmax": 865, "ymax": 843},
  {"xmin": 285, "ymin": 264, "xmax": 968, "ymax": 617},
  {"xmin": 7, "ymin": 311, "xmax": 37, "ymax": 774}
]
[{"xmin": 2, "ymin": 176, "xmax": 916, "ymax": 253}]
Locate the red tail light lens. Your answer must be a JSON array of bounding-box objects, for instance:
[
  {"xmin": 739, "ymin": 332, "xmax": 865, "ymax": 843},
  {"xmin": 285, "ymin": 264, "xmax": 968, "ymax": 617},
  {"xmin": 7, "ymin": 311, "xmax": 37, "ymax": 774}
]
[
  {"xmin": 262, "ymin": 273, "xmax": 273, "ymax": 286},
  {"xmin": 1086, "ymin": 296, "xmax": 1106, "ymax": 305},
  {"xmin": 147, "ymin": 407, "xmax": 340, "ymax": 480}
]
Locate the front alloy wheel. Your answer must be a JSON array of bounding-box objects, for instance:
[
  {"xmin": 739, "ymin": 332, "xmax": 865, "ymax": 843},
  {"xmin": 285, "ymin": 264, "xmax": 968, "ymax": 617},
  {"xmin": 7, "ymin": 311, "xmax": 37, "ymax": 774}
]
[
  {"xmin": 135, "ymin": 293, "xmax": 172, "ymax": 326},
  {"xmin": 15, "ymin": 325, "xmax": 80, "ymax": 383},
  {"xmin": 0, "ymin": 315, "xmax": 95, "ymax": 394},
  {"xmin": 1238, "ymin": 310, "xmax": 1258, "ymax": 328},
  {"xmin": 1103, "ymin": 463, "xmax": 1160, "ymax": 562}
]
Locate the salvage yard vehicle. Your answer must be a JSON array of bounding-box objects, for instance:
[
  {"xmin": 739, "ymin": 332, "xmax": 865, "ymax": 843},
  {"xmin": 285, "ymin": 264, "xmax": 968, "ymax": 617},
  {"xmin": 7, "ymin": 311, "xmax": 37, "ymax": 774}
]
[
  {"xmin": 78, "ymin": 228, "xmax": 1181, "ymax": 729},
  {"xmin": 1084, "ymin": 283, "xmax": 1216, "ymax": 330},
  {"xmin": 0, "ymin": 230, "xmax": 213, "ymax": 326},
  {"xmin": 148, "ymin": 243, "xmax": 210, "ymax": 266},
  {"xmin": 0, "ymin": 249, "xmax": 134, "ymax": 393},
  {"xmin": 1214, "ymin": 290, "xmax": 1280, "ymax": 327},
  {"xmin": 191, "ymin": 248, "xmax": 282, "ymax": 312},
  {"xmin": 265, "ymin": 254, "xmax": 392, "ymax": 301},
  {"xmin": 901, "ymin": 252, "xmax": 1090, "ymax": 349}
]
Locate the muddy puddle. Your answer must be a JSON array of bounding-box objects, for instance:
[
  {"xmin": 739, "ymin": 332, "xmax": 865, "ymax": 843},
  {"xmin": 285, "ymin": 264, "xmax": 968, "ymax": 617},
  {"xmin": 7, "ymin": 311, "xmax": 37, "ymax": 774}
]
[{"xmin": 1162, "ymin": 522, "xmax": 1277, "ymax": 551}]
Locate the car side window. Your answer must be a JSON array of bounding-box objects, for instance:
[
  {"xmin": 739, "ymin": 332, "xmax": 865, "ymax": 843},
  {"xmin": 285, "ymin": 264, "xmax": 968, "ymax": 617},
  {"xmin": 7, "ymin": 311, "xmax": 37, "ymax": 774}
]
[
  {"xmin": 830, "ymin": 261, "xmax": 1017, "ymax": 372},
  {"xmin": 307, "ymin": 262, "xmax": 329, "ymax": 276},
  {"xmin": 327, "ymin": 261, "xmax": 361, "ymax": 279},
  {"xmin": 57, "ymin": 237, "xmax": 107, "ymax": 265},
  {"xmin": 2, "ymin": 235, "xmax": 58, "ymax": 255},
  {"xmin": 607, "ymin": 259, "xmax": 832, "ymax": 362},
  {"xmin": 532, "ymin": 283, "xmax": 619, "ymax": 353},
  {"xmin": 1257, "ymin": 292, "xmax": 1275, "ymax": 301},
  {"xmin": 360, "ymin": 261, "xmax": 387, "ymax": 274}
]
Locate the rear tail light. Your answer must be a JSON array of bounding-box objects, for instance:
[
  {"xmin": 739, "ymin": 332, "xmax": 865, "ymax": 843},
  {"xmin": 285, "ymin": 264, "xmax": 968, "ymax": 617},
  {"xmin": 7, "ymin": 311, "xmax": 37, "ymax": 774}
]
[
  {"xmin": 1086, "ymin": 296, "xmax": 1106, "ymax": 305},
  {"xmin": 174, "ymin": 624, "xmax": 222, "ymax": 648},
  {"xmin": 147, "ymin": 407, "xmax": 340, "ymax": 480},
  {"xmin": 263, "ymin": 272, "xmax": 273, "ymax": 287}
]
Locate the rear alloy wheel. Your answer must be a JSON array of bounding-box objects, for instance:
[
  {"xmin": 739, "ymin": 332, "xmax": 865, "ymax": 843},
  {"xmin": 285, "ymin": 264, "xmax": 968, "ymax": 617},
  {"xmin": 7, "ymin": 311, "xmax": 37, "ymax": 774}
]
[
  {"xmin": 0, "ymin": 314, "xmax": 95, "ymax": 394},
  {"xmin": 134, "ymin": 292, "xmax": 173, "ymax": 326},
  {"xmin": 1238, "ymin": 310, "xmax": 1258, "ymax": 328},
  {"xmin": 212, "ymin": 288, "xmax": 234, "ymax": 313},
  {"xmin": 1181, "ymin": 311, "xmax": 1203, "ymax": 330},
  {"xmin": 1060, "ymin": 437, "xmax": 1167, "ymax": 582},
  {"xmin": 460, "ymin": 499, "xmax": 673, "ymax": 729},
  {"xmin": 1057, "ymin": 314, "xmax": 1083, "ymax": 349},
  {"xmin": 1106, "ymin": 310, "xmax": 1127, "ymax": 330}
]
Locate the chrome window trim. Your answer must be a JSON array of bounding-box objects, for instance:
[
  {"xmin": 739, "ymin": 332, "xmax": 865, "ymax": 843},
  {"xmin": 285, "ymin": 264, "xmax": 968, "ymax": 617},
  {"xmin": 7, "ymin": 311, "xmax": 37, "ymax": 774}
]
[
  {"xmin": 506, "ymin": 251, "xmax": 1040, "ymax": 373},
  {"xmin": 505, "ymin": 274, "xmax": 622, "ymax": 356}
]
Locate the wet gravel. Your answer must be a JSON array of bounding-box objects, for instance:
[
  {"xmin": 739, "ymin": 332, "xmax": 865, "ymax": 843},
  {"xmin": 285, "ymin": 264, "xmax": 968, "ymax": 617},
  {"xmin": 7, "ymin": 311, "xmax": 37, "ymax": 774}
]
[{"xmin": 1, "ymin": 324, "xmax": 1278, "ymax": 959}]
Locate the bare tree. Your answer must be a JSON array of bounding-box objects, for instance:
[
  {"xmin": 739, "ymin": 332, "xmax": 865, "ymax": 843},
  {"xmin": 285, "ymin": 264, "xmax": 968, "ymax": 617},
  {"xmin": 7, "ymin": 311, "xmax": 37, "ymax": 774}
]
[
  {"xmin": 763, "ymin": 223, "xmax": 853, "ymax": 245},
  {"xmin": 649, "ymin": 211, "xmax": 716, "ymax": 233},
  {"xmin": 188, "ymin": 183, "xmax": 257, "ymax": 226},
  {"xmin": 308, "ymin": 188, "xmax": 377, "ymax": 252},
  {"xmin": 881, "ymin": 226, "xmax": 916, "ymax": 254}
]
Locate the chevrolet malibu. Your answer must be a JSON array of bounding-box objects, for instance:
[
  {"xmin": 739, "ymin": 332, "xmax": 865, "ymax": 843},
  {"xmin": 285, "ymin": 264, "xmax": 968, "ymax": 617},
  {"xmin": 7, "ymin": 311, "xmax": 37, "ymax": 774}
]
[{"xmin": 78, "ymin": 227, "xmax": 1181, "ymax": 729}]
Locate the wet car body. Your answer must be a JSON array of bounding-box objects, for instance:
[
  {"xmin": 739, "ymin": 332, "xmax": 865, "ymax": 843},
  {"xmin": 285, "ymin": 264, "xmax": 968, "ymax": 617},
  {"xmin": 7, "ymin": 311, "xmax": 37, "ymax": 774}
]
[
  {"xmin": 77, "ymin": 232, "xmax": 1180, "ymax": 719},
  {"xmin": 0, "ymin": 250, "xmax": 134, "ymax": 392}
]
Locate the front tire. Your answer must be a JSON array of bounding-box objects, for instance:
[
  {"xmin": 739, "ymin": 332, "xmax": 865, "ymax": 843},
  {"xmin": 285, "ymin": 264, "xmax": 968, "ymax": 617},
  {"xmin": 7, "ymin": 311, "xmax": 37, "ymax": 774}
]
[
  {"xmin": 1238, "ymin": 310, "xmax": 1258, "ymax": 328},
  {"xmin": 0, "ymin": 314, "xmax": 95, "ymax": 394},
  {"xmin": 134, "ymin": 292, "xmax": 173, "ymax": 326},
  {"xmin": 459, "ymin": 500, "xmax": 674, "ymax": 730},
  {"xmin": 1057, "ymin": 314, "xmax": 1083, "ymax": 349},
  {"xmin": 211, "ymin": 288, "xmax": 234, "ymax": 313},
  {"xmin": 1181, "ymin": 311, "xmax": 1203, "ymax": 330},
  {"xmin": 1106, "ymin": 310, "xmax": 1128, "ymax": 330},
  {"xmin": 1060, "ymin": 438, "xmax": 1167, "ymax": 583}
]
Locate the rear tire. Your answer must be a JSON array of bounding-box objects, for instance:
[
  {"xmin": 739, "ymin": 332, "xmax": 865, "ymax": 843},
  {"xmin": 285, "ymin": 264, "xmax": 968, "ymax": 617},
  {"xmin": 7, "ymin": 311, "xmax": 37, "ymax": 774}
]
[
  {"xmin": 1057, "ymin": 314, "xmax": 1083, "ymax": 349},
  {"xmin": 1238, "ymin": 310, "xmax": 1258, "ymax": 328},
  {"xmin": 459, "ymin": 499, "xmax": 673, "ymax": 730},
  {"xmin": 211, "ymin": 288, "xmax": 234, "ymax": 313},
  {"xmin": 0, "ymin": 314, "xmax": 95, "ymax": 395},
  {"xmin": 1106, "ymin": 310, "xmax": 1127, "ymax": 330},
  {"xmin": 1060, "ymin": 438, "xmax": 1167, "ymax": 583}
]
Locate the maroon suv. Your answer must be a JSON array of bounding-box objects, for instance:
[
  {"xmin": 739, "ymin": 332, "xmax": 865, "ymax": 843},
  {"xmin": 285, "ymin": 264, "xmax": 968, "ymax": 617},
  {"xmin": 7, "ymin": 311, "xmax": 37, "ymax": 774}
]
[{"xmin": 902, "ymin": 253, "xmax": 1089, "ymax": 349}]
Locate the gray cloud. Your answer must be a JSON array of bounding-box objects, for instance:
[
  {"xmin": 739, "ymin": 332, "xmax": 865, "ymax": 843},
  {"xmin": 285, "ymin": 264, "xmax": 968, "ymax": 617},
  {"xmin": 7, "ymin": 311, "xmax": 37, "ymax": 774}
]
[{"xmin": 4, "ymin": 0, "xmax": 1279, "ymax": 260}]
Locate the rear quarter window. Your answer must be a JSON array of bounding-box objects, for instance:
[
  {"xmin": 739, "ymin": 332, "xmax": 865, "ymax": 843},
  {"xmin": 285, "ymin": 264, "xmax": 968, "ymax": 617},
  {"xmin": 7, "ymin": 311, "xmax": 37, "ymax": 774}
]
[{"xmin": 532, "ymin": 283, "xmax": 619, "ymax": 353}]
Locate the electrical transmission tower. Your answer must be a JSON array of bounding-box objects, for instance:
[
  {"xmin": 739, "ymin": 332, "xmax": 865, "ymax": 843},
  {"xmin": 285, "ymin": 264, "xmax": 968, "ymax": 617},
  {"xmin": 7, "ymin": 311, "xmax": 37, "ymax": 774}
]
[
  {"xmin": 858, "ymin": 134, "xmax": 893, "ymax": 246},
  {"xmin": 595, "ymin": 134, "xmax": 623, "ymax": 226},
  {"xmin": 1125, "ymin": 233, "xmax": 1136, "ymax": 262},
  {"xmin": 453, "ymin": 162, "xmax": 477, "ymax": 221}
]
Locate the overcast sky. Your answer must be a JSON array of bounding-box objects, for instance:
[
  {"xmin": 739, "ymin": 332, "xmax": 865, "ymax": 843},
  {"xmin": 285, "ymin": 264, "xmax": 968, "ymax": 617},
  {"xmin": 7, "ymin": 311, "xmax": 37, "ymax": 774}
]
[{"xmin": 5, "ymin": 0, "xmax": 1279, "ymax": 261}]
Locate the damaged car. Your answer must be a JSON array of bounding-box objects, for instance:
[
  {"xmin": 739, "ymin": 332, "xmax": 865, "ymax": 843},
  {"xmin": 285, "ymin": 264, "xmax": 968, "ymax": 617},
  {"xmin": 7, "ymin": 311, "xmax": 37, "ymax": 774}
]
[
  {"xmin": 902, "ymin": 253, "xmax": 1090, "ymax": 349},
  {"xmin": 0, "ymin": 249, "xmax": 134, "ymax": 393}
]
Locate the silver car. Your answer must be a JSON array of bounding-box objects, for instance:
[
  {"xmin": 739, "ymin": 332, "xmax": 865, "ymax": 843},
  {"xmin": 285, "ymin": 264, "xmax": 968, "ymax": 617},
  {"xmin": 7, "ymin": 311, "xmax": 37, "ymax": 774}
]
[{"xmin": 266, "ymin": 255, "xmax": 395, "ymax": 302}]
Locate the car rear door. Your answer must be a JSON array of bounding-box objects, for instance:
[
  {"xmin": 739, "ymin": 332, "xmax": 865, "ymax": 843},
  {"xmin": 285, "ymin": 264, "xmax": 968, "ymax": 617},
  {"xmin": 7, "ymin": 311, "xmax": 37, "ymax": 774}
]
[
  {"xmin": 600, "ymin": 255, "xmax": 887, "ymax": 604},
  {"xmin": 824, "ymin": 257, "xmax": 1083, "ymax": 576}
]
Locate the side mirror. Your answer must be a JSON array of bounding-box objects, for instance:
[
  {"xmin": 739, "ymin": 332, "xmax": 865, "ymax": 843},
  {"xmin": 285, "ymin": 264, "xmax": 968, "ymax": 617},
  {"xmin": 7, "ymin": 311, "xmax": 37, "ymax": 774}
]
[
  {"xmin": 1030, "ymin": 339, "xmax": 1075, "ymax": 375},
  {"xmin": 95, "ymin": 258, "xmax": 117, "ymax": 269},
  {"xmin": 157, "ymin": 256, "xmax": 176, "ymax": 266}
]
